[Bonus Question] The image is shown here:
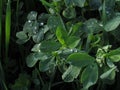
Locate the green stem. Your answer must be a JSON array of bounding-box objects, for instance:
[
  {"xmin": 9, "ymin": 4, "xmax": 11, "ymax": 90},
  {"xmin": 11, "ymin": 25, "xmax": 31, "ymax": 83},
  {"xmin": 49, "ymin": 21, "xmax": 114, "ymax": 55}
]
[
  {"xmin": 2, "ymin": 80, "xmax": 8, "ymax": 90},
  {"xmin": 85, "ymin": 33, "xmax": 93, "ymax": 53},
  {"xmin": 0, "ymin": 61, "xmax": 8, "ymax": 90},
  {"xmin": 52, "ymin": 81, "xmax": 64, "ymax": 87},
  {"xmin": 36, "ymin": 68, "xmax": 45, "ymax": 86},
  {"xmin": 102, "ymin": 0, "xmax": 106, "ymax": 24},
  {"xmin": 5, "ymin": 0, "xmax": 11, "ymax": 60},
  {"xmin": 15, "ymin": 0, "xmax": 19, "ymax": 29},
  {"xmin": 48, "ymin": 60, "xmax": 56, "ymax": 90},
  {"xmin": 0, "ymin": 0, "xmax": 2, "ymax": 58}
]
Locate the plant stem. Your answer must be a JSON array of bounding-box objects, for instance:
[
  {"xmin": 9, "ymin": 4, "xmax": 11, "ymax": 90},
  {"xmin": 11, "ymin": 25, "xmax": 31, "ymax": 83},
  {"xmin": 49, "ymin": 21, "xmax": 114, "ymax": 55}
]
[
  {"xmin": 36, "ymin": 67, "xmax": 45, "ymax": 86},
  {"xmin": 0, "ymin": 0, "xmax": 2, "ymax": 58},
  {"xmin": 2, "ymin": 80, "xmax": 8, "ymax": 90},
  {"xmin": 85, "ymin": 33, "xmax": 93, "ymax": 53},
  {"xmin": 102, "ymin": 0, "xmax": 106, "ymax": 24},
  {"xmin": 5, "ymin": 0, "xmax": 11, "ymax": 60},
  {"xmin": 0, "ymin": 61, "xmax": 8, "ymax": 90},
  {"xmin": 52, "ymin": 81, "xmax": 64, "ymax": 87}
]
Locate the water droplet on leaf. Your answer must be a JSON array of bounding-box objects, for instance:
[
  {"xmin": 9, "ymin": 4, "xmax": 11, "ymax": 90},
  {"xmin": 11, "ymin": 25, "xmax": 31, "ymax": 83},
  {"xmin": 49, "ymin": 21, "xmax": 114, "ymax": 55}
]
[{"xmin": 27, "ymin": 11, "xmax": 37, "ymax": 21}]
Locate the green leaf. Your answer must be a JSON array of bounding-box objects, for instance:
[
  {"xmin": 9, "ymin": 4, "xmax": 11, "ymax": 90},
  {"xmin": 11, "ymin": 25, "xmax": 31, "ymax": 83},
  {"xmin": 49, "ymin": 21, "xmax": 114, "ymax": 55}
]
[
  {"xmin": 81, "ymin": 63, "xmax": 98, "ymax": 89},
  {"xmin": 27, "ymin": 11, "xmax": 37, "ymax": 20},
  {"xmin": 26, "ymin": 53, "xmax": 39, "ymax": 67},
  {"xmin": 104, "ymin": 15, "xmax": 120, "ymax": 31},
  {"xmin": 40, "ymin": 40, "xmax": 61, "ymax": 53},
  {"xmin": 23, "ymin": 20, "xmax": 34, "ymax": 33},
  {"xmin": 110, "ymin": 27, "xmax": 120, "ymax": 41},
  {"xmin": 32, "ymin": 29, "xmax": 44, "ymax": 43},
  {"xmin": 39, "ymin": 57, "xmax": 55, "ymax": 72},
  {"xmin": 47, "ymin": 15, "xmax": 65, "ymax": 32},
  {"xmin": 16, "ymin": 31, "xmax": 28, "ymax": 40},
  {"xmin": 11, "ymin": 73, "xmax": 30, "ymax": 90},
  {"xmin": 38, "ymin": 13, "xmax": 50, "ymax": 24},
  {"xmin": 100, "ymin": 66, "xmax": 116, "ymax": 80},
  {"xmin": 16, "ymin": 39, "xmax": 29, "ymax": 45},
  {"xmin": 106, "ymin": 59, "xmax": 115, "ymax": 68},
  {"xmin": 89, "ymin": 0, "xmax": 102, "ymax": 9},
  {"xmin": 56, "ymin": 27, "xmax": 67, "ymax": 45},
  {"xmin": 62, "ymin": 7, "xmax": 76, "ymax": 19},
  {"xmin": 62, "ymin": 65, "xmax": 80, "ymax": 82},
  {"xmin": 66, "ymin": 36, "xmax": 80, "ymax": 48},
  {"xmin": 71, "ymin": 22, "xmax": 83, "ymax": 36},
  {"xmin": 101, "ymin": 69, "xmax": 116, "ymax": 85},
  {"xmin": 26, "ymin": 52, "xmax": 49, "ymax": 67},
  {"xmin": 64, "ymin": 0, "xmax": 73, "ymax": 7},
  {"xmin": 73, "ymin": 0, "xmax": 86, "ymax": 7},
  {"xmin": 108, "ymin": 48, "xmax": 120, "ymax": 62},
  {"xmin": 42, "ymin": 83, "xmax": 49, "ymax": 90},
  {"xmin": 64, "ymin": 0, "xmax": 86, "ymax": 7},
  {"xmin": 31, "ymin": 44, "xmax": 41, "ymax": 52},
  {"xmin": 67, "ymin": 52, "xmax": 95, "ymax": 67},
  {"xmin": 84, "ymin": 19, "xmax": 102, "ymax": 34}
]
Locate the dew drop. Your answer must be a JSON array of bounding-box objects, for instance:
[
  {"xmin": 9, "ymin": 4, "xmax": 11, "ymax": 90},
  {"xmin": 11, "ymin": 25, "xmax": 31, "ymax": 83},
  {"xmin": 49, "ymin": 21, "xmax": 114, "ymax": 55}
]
[
  {"xmin": 28, "ymin": 20, "xmax": 31, "ymax": 23},
  {"xmin": 40, "ymin": 22, "xmax": 44, "ymax": 26},
  {"xmin": 27, "ymin": 11, "xmax": 37, "ymax": 20},
  {"xmin": 74, "ymin": 49, "xmax": 77, "ymax": 52},
  {"xmin": 70, "ymin": 49, "xmax": 73, "ymax": 52},
  {"xmin": 99, "ymin": 23, "xmax": 103, "ymax": 27}
]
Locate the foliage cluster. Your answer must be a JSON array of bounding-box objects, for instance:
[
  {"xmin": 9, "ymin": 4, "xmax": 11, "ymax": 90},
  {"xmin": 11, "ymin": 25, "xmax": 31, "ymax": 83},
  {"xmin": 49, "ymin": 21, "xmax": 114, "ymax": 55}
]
[{"xmin": 1, "ymin": 0, "xmax": 120, "ymax": 90}]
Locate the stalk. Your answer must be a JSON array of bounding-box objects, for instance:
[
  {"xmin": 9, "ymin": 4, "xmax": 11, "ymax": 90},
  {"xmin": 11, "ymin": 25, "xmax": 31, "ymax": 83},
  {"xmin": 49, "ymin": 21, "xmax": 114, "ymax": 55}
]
[
  {"xmin": 5, "ymin": 0, "xmax": 11, "ymax": 59},
  {"xmin": 102, "ymin": 0, "xmax": 106, "ymax": 24},
  {"xmin": 0, "ymin": 0, "xmax": 2, "ymax": 57}
]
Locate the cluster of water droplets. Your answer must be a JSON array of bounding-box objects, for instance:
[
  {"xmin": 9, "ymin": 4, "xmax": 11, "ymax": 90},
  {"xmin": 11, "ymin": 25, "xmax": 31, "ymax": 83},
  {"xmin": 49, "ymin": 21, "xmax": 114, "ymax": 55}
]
[
  {"xmin": 23, "ymin": 11, "xmax": 45, "ymax": 35},
  {"xmin": 84, "ymin": 19, "xmax": 102, "ymax": 34},
  {"xmin": 22, "ymin": 11, "xmax": 47, "ymax": 43}
]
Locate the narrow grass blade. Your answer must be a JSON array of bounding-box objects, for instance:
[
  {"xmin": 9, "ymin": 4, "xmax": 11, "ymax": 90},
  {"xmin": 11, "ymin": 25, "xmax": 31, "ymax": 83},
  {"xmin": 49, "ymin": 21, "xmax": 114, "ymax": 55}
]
[
  {"xmin": 0, "ymin": 0, "xmax": 2, "ymax": 57},
  {"xmin": 5, "ymin": 0, "xmax": 11, "ymax": 58},
  {"xmin": 102, "ymin": 0, "xmax": 106, "ymax": 24}
]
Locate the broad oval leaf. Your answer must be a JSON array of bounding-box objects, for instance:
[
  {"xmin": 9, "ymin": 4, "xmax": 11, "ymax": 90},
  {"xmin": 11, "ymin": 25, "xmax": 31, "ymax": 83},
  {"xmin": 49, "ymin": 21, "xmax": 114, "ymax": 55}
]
[
  {"xmin": 16, "ymin": 31, "xmax": 28, "ymax": 40},
  {"xmin": 26, "ymin": 52, "xmax": 49, "ymax": 67},
  {"xmin": 26, "ymin": 53, "xmax": 39, "ymax": 67},
  {"xmin": 66, "ymin": 36, "xmax": 80, "ymax": 48},
  {"xmin": 81, "ymin": 63, "xmax": 98, "ymax": 89},
  {"xmin": 73, "ymin": 0, "xmax": 86, "ymax": 7},
  {"xmin": 31, "ymin": 44, "xmax": 41, "ymax": 52},
  {"xmin": 40, "ymin": 40, "xmax": 61, "ymax": 53},
  {"xmin": 32, "ymin": 29, "xmax": 44, "ymax": 43},
  {"xmin": 39, "ymin": 57, "xmax": 55, "ymax": 72},
  {"xmin": 100, "ymin": 66, "xmax": 116, "ymax": 80},
  {"xmin": 27, "ymin": 11, "xmax": 37, "ymax": 20},
  {"xmin": 89, "ymin": 0, "xmax": 102, "ymax": 9},
  {"xmin": 83, "ymin": 19, "xmax": 102, "ymax": 34},
  {"xmin": 62, "ymin": 7, "xmax": 76, "ymax": 19},
  {"xmin": 38, "ymin": 13, "xmax": 50, "ymax": 24},
  {"xmin": 23, "ymin": 20, "xmax": 34, "ymax": 33},
  {"xmin": 62, "ymin": 65, "xmax": 80, "ymax": 82},
  {"xmin": 11, "ymin": 73, "xmax": 30, "ymax": 90},
  {"xmin": 16, "ymin": 39, "xmax": 29, "ymax": 45},
  {"xmin": 67, "ymin": 52, "xmax": 95, "ymax": 67},
  {"xmin": 56, "ymin": 27, "xmax": 67, "ymax": 45},
  {"xmin": 64, "ymin": 0, "xmax": 86, "ymax": 7},
  {"xmin": 104, "ymin": 15, "xmax": 120, "ymax": 31},
  {"xmin": 16, "ymin": 31, "xmax": 30, "ymax": 44},
  {"xmin": 47, "ymin": 15, "xmax": 65, "ymax": 32},
  {"xmin": 108, "ymin": 48, "xmax": 120, "ymax": 62}
]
